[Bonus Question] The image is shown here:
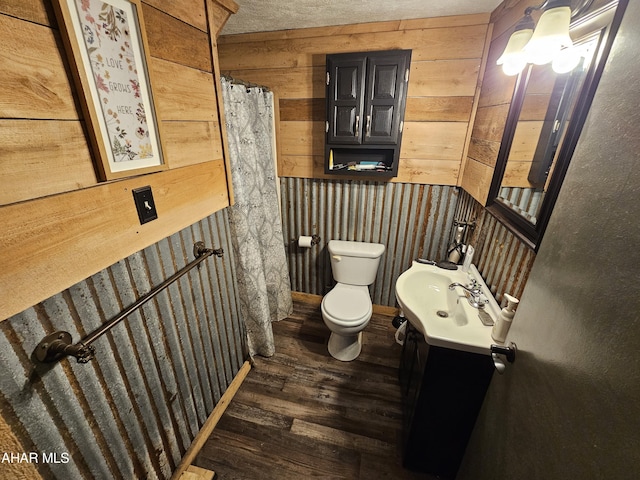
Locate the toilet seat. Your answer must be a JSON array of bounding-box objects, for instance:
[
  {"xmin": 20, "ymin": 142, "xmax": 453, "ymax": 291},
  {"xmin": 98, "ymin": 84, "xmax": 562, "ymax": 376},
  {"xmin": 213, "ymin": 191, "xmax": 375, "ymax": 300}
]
[{"xmin": 321, "ymin": 284, "xmax": 372, "ymax": 326}]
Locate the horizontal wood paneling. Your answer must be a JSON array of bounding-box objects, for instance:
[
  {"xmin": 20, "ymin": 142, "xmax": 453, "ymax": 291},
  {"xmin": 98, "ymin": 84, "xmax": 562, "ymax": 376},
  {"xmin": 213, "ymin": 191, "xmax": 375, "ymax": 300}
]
[
  {"xmin": 407, "ymin": 59, "xmax": 481, "ymax": 97},
  {"xmin": 399, "ymin": 13, "xmax": 491, "ymax": 31},
  {"xmin": 143, "ymin": 3, "xmax": 212, "ymax": 72},
  {"xmin": 396, "ymin": 159, "xmax": 462, "ymax": 185},
  {"xmin": 520, "ymin": 93, "xmax": 551, "ymax": 120},
  {"xmin": 404, "ymin": 96, "xmax": 473, "ymax": 122},
  {"xmin": 460, "ymin": 0, "xmax": 529, "ymax": 204},
  {"xmin": 471, "ymin": 104, "xmax": 511, "ymax": 143},
  {"xmin": 400, "ymin": 122, "xmax": 468, "ymax": 160},
  {"xmin": 0, "ymin": 14, "xmax": 77, "ymax": 119},
  {"xmin": 219, "ymin": 24, "xmax": 489, "ymax": 71},
  {"xmin": 162, "ymin": 120, "xmax": 223, "ymax": 168},
  {"xmin": 509, "ymin": 121, "xmax": 543, "ymax": 161},
  {"xmin": 0, "ymin": 0, "xmax": 232, "ymax": 314},
  {"xmin": 219, "ymin": 15, "xmax": 491, "ymax": 186},
  {"xmin": 466, "ymin": 104, "xmax": 509, "ymax": 168},
  {"xmin": 460, "ymin": 157, "xmax": 493, "ymax": 205},
  {"xmin": 477, "ymin": 56, "xmax": 517, "ymax": 109},
  {"xmin": 417, "ymin": 25, "xmax": 485, "ymax": 61},
  {"xmin": 503, "ymin": 160, "xmax": 537, "ymax": 187},
  {"xmin": 0, "ymin": 119, "xmax": 96, "ymax": 204},
  {"xmin": 219, "ymin": 13, "xmax": 490, "ymax": 45},
  {"xmin": 152, "ymin": 58, "xmax": 218, "ymax": 121},
  {"xmin": 143, "ymin": 0, "xmax": 208, "ymax": 31},
  {"xmin": 279, "ymin": 121, "xmax": 324, "ymax": 156},
  {"xmin": 279, "ymin": 99, "xmax": 324, "ymax": 122},
  {"xmin": 467, "ymin": 137, "xmax": 500, "ymax": 169},
  {"xmin": 458, "ymin": 0, "xmax": 603, "ymax": 200},
  {"xmin": 278, "ymin": 155, "xmax": 324, "ymax": 179},
  {"xmin": 225, "ymin": 66, "xmax": 324, "ymax": 99},
  {"xmin": 0, "ymin": 120, "xmax": 223, "ymax": 205},
  {"xmin": 0, "ymin": 160, "xmax": 229, "ymax": 320},
  {"xmin": 0, "ymin": 0, "xmax": 53, "ymax": 26}
]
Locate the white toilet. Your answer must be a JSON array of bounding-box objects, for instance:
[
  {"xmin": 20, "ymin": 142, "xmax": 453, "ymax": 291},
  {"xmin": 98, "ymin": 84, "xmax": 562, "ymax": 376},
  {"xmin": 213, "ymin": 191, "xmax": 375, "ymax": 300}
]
[{"xmin": 321, "ymin": 240, "xmax": 386, "ymax": 361}]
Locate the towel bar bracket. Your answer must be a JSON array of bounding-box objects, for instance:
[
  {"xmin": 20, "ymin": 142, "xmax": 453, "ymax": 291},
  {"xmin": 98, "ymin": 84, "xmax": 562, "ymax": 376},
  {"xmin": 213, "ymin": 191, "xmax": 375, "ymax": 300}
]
[
  {"xmin": 35, "ymin": 331, "xmax": 95, "ymax": 363},
  {"xmin": 194, "ymin": 241, "xmax": 224, "ymax": 259}
]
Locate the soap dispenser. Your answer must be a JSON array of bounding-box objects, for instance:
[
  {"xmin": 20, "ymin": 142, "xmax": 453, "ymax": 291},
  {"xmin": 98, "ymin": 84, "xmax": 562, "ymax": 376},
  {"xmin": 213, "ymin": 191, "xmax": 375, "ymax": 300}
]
[{"xmin": 491, "ymin": 293, "xmax": 519, "ymax": 343}]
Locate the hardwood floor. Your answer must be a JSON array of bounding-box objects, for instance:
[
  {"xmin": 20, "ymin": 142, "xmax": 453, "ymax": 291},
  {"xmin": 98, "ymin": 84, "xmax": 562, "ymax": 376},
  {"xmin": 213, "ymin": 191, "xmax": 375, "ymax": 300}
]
[{"xmin": 194, "ymin": 300, "xmax": 436, "ymax": 479}]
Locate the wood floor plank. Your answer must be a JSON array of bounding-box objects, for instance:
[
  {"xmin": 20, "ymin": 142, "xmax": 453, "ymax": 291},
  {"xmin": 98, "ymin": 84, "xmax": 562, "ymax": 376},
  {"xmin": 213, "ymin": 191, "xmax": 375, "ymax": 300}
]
[
  {"xmin": 290, "ymin": 418, "xmax": 396, "ymax": 456},
  {"xmin": 194, "ymin": 300, "xmax": 435, "ymax": 479}
]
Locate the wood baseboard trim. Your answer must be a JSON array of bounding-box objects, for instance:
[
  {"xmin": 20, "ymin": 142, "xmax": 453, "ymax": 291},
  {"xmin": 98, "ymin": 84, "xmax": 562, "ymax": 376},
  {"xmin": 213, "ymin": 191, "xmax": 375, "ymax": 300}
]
[
  {"xmin": 291, "ymin": 291, "xmax": 321, "ymax": 305},
  {"xmin": 180, "ymin": 465, "xmax": 215, "ymax": 480},
  {"xmin": 170, "ymin": 360, "xmax": 252, "ymax": 480},
  {"xmin": 291, "ymin": 291, "xmax": 399, "ymax": 316},
  {"xmin": 373, "ymin": 303, "xmax": 400, "ymax": 316}
]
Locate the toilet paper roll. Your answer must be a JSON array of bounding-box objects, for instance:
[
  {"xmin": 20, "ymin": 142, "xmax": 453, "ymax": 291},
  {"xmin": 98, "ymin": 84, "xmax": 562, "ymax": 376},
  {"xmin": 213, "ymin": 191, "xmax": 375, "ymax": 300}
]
[{"xmin": 298, "ymin": 235, "xmax": 314, "ymax": 248}]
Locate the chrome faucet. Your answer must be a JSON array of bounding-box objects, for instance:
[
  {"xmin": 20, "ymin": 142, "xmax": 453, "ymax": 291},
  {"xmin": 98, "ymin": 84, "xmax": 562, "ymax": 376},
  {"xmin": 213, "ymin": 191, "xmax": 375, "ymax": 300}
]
[{"xmin": 449, "ymin": 280, "xmax": 486, "ymax": 309}]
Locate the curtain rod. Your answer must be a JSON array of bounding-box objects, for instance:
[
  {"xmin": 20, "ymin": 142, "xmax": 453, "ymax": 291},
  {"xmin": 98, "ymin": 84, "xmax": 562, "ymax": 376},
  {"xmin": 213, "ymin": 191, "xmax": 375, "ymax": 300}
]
[{"xmin": 222, "ymin": 74, "xmax": 271, "ymax": 92}]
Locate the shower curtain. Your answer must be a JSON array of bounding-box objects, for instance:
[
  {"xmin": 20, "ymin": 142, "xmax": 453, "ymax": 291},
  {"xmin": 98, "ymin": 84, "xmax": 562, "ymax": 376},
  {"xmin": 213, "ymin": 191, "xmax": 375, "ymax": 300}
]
[{"xmin": 221, "ymin": 76, "xmax": 293, "ymax": 357}]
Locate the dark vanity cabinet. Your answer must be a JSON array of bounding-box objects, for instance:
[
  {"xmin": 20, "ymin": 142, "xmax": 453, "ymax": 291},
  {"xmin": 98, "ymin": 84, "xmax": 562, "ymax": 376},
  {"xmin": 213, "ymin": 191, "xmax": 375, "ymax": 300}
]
[
  {"xmin": 325, "ymin": 49, "xmax": 411, "ymax": 177},
  {"xmin": 399, "ymin": 321, "xmax": 495, "ymax": 479}
]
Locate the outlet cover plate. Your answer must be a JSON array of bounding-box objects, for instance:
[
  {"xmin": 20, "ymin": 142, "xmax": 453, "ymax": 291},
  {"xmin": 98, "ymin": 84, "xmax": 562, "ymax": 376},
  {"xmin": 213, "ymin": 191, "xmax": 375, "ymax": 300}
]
[{"xmin": 132, "ymin": 186, "xmax": 158, "ymax": 224}]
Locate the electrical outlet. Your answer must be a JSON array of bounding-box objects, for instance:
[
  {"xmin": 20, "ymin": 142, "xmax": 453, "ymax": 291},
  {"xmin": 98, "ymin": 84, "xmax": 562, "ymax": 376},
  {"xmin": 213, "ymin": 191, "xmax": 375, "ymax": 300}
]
[{"xmin": 132, "ymin": 186, "xmax": 158, "ymax": 224}]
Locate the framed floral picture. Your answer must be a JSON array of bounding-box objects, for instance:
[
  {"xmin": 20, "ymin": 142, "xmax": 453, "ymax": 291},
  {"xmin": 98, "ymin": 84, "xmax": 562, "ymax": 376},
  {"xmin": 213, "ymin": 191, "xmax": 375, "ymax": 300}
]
[{"xmin": 52, "ymin": 0, "xmax": 166, "ymax": 180}]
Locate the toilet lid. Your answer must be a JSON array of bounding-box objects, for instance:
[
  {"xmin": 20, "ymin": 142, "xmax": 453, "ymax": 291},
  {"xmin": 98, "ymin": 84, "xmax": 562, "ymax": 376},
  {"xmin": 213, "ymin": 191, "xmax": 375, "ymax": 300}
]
[{"xmin": 323, "ymin": 285, "xmax": 371, "ymax": 322}]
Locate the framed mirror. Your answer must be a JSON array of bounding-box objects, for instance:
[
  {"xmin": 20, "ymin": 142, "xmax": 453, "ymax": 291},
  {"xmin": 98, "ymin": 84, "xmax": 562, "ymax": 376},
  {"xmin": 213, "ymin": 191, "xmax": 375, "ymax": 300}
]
[{"xmin": 486, "ymin": 0, "xmax": 626, "ymax": 250}]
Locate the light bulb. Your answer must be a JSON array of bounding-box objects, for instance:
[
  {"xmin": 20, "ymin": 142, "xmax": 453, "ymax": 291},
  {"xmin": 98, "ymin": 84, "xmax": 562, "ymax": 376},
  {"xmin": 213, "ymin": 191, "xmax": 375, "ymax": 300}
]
[
  {"xmin": 552, "ymin": 46, "xmax": 582, "ymax": 73},
  {"xmin": 497, "ymin": 28, "xmax": 534, "ymax": 76},
  {"xmin": 524, "ymin": 6, "xmax": 573, "ymax": 65},
  {"xmin": 502, "ymin": 56, "xmax": 528, "ymax": 76}
]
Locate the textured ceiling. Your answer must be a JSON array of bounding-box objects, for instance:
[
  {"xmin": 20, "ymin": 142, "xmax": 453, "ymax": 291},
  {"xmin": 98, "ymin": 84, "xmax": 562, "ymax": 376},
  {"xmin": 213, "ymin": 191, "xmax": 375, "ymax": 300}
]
[{"xmin": 222, "ymin": 0, "xmax": 503, "ymax": 35}]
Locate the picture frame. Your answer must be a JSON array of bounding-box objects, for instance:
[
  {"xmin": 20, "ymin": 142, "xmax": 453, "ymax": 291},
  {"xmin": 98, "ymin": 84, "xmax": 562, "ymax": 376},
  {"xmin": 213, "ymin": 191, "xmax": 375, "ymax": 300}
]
[{"xmin": 52, "ymin": 0, "xmax": 166, "ymax": 181}]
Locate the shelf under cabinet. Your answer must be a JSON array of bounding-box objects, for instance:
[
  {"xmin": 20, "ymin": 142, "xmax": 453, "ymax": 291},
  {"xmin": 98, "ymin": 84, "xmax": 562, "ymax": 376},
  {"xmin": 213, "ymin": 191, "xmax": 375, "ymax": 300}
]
[{"xmin": 324, "ymin": 145, "xmax": 399, "ymax": 177}]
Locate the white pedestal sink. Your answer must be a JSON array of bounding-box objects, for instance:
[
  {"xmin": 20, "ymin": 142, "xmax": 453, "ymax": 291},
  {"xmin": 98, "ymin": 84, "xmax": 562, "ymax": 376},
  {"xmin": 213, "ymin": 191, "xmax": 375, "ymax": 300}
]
[{"xmin": 395, "ymin": 261, "xmax": 501, "ymax": 355}]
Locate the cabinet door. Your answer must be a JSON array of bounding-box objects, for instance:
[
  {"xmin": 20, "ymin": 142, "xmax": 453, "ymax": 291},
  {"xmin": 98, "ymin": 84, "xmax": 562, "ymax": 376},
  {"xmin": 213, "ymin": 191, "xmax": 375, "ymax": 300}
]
[
  {"xmin": 326, "ymin": 54, "xmax": 367, "ymax": 144},
  {"xmin": 363, "ymin": 51, "xmax": 410, "ymax": 145}
]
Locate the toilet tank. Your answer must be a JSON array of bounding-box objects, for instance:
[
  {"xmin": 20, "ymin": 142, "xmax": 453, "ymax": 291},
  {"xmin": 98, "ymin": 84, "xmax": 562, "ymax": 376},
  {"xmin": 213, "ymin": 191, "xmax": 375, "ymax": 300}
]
[{"xmin": 328, "ymin": 240, "xmax": 385, "ymax": 286}]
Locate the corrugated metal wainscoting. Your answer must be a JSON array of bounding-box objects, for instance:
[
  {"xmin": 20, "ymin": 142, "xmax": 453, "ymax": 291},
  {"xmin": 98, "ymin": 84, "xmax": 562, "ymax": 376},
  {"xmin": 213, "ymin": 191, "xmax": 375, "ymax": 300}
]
[
  {"xmin": 280, "ymin": 178, "xmax": 460, "ymax": 307},
  {"xmin": 454, "ymin": 190, "xmax": 536, "ymax": 303},
  {"xmin": 0, "ymin": 210, "xmax": 246, "ymax": 480}
]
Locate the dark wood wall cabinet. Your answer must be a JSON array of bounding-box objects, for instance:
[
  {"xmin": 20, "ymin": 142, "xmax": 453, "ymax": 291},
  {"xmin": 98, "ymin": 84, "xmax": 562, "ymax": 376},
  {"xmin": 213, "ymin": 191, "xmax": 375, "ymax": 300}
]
[
  {"xmin": 325, "ymin": 49, "xmax": 411, "ymax": 177},
  {"xmin": 399, "ymin": 321, "xmax": 495, "ymax": 479}
]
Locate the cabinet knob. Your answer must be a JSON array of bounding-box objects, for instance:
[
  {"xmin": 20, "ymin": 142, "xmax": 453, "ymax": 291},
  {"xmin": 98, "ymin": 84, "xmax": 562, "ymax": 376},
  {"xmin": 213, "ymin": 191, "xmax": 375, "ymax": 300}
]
[
  {"xmin": 355, "ymin": 115, "xmax": 360, "ymax": 136},
  {"xmin": 366, "ymin": 115, "xmax": 371, "ymax": 136}
]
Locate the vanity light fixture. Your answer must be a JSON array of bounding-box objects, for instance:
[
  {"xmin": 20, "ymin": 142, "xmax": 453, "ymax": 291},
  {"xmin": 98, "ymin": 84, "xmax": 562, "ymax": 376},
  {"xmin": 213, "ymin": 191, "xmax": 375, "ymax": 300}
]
[
  {"xmin": 497, "ymin": 0, "xmax": 594, "ymax": 76},
  {"xmin": 496, "ymin": 11, "xmax": 535, "ymax": 76}
]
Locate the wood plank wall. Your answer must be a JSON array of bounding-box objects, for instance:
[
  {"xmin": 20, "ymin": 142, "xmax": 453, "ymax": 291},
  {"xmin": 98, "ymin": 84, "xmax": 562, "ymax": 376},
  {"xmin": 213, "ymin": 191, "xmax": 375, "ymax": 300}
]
[
  {"xmin": 217, "ymin": 14, "xmax": 492, "ymax": 185},
  {"xmin": 0, "ymin": 0, "xmax": 235, "ymax": 320},
  {"xmin": 458, "ymin": 0, "xmax": 526, "ymax": 204},
  {"xmin": 459, "ymin": 0, "xmax": 610, "ymax": 203}
]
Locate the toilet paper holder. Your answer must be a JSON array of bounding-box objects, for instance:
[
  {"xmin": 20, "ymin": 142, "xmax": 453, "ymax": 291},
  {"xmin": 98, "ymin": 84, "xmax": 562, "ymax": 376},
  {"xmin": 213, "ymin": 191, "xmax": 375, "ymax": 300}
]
[{"xmin": 297, "ymin": 234, "xmax": 321, "ymax": 247}]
